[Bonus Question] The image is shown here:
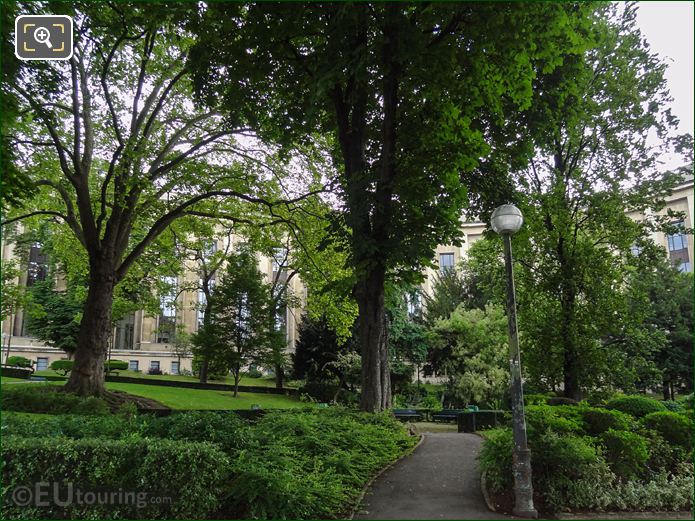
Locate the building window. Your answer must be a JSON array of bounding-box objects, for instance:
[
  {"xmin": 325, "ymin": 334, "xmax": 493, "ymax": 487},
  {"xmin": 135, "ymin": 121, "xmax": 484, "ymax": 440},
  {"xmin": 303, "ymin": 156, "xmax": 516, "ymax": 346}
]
[
  {"xmin": 171, "ymin": 361, "xmax": 180, "ymax": 375},
  {"xmin": 149, "ymin": 361, "xmax": 160, "ymax": 371},
  {"xmin": 27, "ymin": 243, "xmax": 48, "ymax": 286},
  {"xmin": 158, "ymin": 276, "xmax": 177, "ymax": 343},
  {"xmin": 129, "ymin": 360, "xmax": 139, "ymax": 372},
  {"xmin": 667, "ymin": 221, "xmax": 691, "ymax": 272},
  {"xmin": 114, "ymin": 313, "xmax": 135, "ymax": 350},
  {"xmin": 36, "ymin": 357, "xmax": 48, "ymax": 371},
  {"xmin": 439, "ymin": 252, "xmax": 455, "ymax": 273}
]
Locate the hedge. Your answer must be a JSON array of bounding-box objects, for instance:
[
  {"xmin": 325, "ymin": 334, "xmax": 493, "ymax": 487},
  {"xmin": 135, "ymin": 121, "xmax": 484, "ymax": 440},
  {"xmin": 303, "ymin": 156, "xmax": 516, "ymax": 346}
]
[
  {"xmin": 606, "ymin": 395, "xmax": 667, "ymax": 418},
  {"xmin": 1, "ymin": 436, "xmax": 229, "ymax": 519},
  {"xmin": 642, "ymin": 411, "xmax": 692, "ymax": 449},
  {"xmin": 1, "ymin": 385, "xmax": 109, "ymax": 415}
]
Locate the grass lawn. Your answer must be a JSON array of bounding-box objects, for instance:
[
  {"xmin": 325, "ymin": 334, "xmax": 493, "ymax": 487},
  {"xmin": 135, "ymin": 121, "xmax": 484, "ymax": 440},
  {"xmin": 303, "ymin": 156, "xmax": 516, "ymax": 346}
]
[
  {"xmin": 104, "ymin": 382, "xmax": 306, "ymax": 410},
  {"xmin": 0, "ymin": 377, "xmax": 27, "ymax": 383},
  {"xmin": 0, "ymin": 380, "xmax": 307, "ymax": 410},
  {"xmin": 33, "ymin": 369, "xmax": 299, "ymax": 388}
]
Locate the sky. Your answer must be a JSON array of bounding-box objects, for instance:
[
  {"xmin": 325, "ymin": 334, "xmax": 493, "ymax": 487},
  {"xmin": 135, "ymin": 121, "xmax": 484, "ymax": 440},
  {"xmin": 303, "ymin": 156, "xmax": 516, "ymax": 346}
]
[{"xmin": 635, "ymin": 1, "xmax": 694, "ymax": 169}]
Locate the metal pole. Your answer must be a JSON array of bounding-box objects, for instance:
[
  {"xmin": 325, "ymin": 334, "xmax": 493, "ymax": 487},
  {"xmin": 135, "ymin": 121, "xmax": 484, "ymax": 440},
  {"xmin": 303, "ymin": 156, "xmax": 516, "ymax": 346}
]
[{"xmin": 502, "ymin": 233, "xmax": 537, "ymax": 519}]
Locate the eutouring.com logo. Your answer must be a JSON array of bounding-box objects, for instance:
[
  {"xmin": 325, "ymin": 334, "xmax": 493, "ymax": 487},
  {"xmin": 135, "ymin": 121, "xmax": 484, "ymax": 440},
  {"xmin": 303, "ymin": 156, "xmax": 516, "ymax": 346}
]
[{"xmin": 10, "ymin": 482, "xmax": 172, "ymax": 509}]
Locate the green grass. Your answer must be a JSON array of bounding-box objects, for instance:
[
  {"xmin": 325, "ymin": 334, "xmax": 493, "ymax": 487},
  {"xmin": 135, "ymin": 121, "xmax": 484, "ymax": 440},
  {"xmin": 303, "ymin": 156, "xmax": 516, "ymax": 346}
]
[
  {"xmin": 0, "ymin": 377, "xmax": 27, "ymax": 383},
  {"xmin": 0, "ymin": 380, "xmax": 307, "ymax": 410},
  {"xmin": 33, "ymin": 369, "xmax": 299, "ymax": 388},
  {"xmin": 103, "ymin": 382, "xmax": 306, "ymax": 410}
]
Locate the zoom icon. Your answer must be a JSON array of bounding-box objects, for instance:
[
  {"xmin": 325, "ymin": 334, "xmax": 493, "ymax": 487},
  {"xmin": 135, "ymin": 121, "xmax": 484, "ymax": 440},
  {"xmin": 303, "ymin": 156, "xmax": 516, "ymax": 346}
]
[{"xmin": 15, "ymin": 15, "xmax": 73, "ymax": 61}]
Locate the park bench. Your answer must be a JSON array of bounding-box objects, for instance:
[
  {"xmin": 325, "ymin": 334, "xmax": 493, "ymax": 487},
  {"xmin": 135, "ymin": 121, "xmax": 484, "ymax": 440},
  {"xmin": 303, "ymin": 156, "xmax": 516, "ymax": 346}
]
[
  {"xmin": 393, "ymin": 408, "xmax": 424, "ymax": 422},
  {"xmin": 432, "ymin": 409, "xmax": 468, "ymax": 423}
]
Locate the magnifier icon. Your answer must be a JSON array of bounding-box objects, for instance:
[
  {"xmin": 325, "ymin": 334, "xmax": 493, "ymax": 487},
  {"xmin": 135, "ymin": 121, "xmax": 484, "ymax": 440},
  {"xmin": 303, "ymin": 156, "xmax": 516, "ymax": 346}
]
[{"xmin": 34, "ymin": 26, "xmax": 52, "ymax": 48}]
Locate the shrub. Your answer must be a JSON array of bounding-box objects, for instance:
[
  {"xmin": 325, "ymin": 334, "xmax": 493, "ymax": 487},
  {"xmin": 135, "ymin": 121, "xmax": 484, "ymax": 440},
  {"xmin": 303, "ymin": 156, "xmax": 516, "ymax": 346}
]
[
  {"xmin": 642, "ymin": 411, "xmax": 692, "ymax": 449},
  {"xmin": 49, "ymin": 359, "xmax": 74, "ymax": 375},
  {"xmin": 677, "ymin": 393, "xmax": 693, "ymax": 410},
  {"xmin": 524, "ymin": 393, "xmax": 549, "ymax": 406},
  {"xmin": 582, "ymin": 407, "xmax": 633, "ymax": 436},
  {"xmin": 6, "ymin": 356, "xmax": 33, "ymax": 368},
  {"xmin": 105, "ymin": 359, "xmax": 129, "ymax": 371},
  {"xmin": 547, "ymin": 396, "xmax": 579, "ymax": 406},
  {"xmin": 2, "ymin": 412, "xmax": 131, "ymax": 440},
  {"xmin": 1, "ymin": 436, "xmax": 228, "ymax": 519},
  {"xmin": 479, "ymin": 428, "xmax": 514, "ymax": 493},
  {"xmin": 245, "ymin": 368, "xmax": 262, "ymax": 378},
  {"xmin": 1, "ymin": 385, "xmax": 109, "ymax": 415},
  {"xmin": 662, "ymin": 400, "xmax": 685, "ymax": 413},
  {"xmin": 140, "ymin": 411, "xmax": 250, "ymax": 453},
  {"xmin": 600, "ymin": 429, "xmax": 649, "ymax": 480},
  {"xmin": 645, "ymin": 432, "xmax": 689, "ymax": 474},
  {"xmin": 606, "ymin": 395, "xmax": 667, "ymax": 418},
  {"xmin": 525, "ymin": 405, "xmax": 583, "ymax": 436},
  {"xmin": 585, "ymin": 389, "xmax": 617, "ymax": 406},
  {"xmin": 148, "ymin": 367, "xmax": 163, "ymax": 375}
]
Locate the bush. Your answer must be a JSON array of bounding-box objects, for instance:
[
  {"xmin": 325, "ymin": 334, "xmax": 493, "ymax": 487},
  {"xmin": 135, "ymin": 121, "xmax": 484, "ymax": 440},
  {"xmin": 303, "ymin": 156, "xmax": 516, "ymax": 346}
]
[
  {"xmin": 6, "ymin": 356, "xmax": 33, "ymax": 368},
  {"xmin": 645, "ymin": 432, "xmax": 689, "ymax": 474},
  {"xmin": 662, "ymin": 400, "xmax": 685, "ymax": 413},
  {"xmin": 525, "ymin": 405, "xmax": 583, "ymax": 436},
  {"xmin": 49, "ymin": 359, "xmax": 74, "ymax": 376},
  {"xmin": 1, "ymin": 436, "xmax": 228, "ymax": 519},
  {"xmin": 245, "ymin": 368, "xmax": 262, "ymax": 378},
  {"xmin": 600, "ymin": 429, "xmax": 649, "ymax": 480},
  {"xmin": 524, "ymin": 393, "xmax": 549, "ymax": 406},
  {"xmin": 547, "ymin": 396, "xmax": 579, "ymax": 406},
  {"xmin": 677, "ymin": 393, "xmax": 693, "ymax": 410},
  {"xmin": 105, "ymin": 360, "xmax": 128, "ymax": 371},
  {"xmin": 479, "ymin": 428, "xmax": 514, "ymax": 493},
  {"xmin": 1, "ymin": 385, "xmax": 109, "ymax": 415},
  {"xmin": 606, "ymin": 395, "xmax": 667, "ymax": 418},
  {"xmin": 148, "ymin": 367, "xmax": 163, "ymax": 375},
  {"xmin": 582, "ymin": 407, "xmax": 633, "ymax": 436},
  {"xmin": 642, "ymin": 411, "xmax": 692, "ymax": 449},
  {"xmin": 225, "ymin": 409, "xmax": 416, "ymax": 519},
  {"xmin": 299, "ymin": 382, "xmax": 340, "ymax": 403}
]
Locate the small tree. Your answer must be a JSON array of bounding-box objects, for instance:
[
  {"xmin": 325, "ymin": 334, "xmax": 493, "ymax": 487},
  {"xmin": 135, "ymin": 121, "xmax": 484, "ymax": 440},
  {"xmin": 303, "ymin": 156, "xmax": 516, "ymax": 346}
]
[
  {"xmin": 199, "ymin": 245, "xmax": 273, "ymax": 396},
  {"xmin": 431, "ymin": 304, "xmax": 509, "ymax": 408},
  {"xmin": 171, "ymin": 324, "xmax": 193, "ymax": 371}
]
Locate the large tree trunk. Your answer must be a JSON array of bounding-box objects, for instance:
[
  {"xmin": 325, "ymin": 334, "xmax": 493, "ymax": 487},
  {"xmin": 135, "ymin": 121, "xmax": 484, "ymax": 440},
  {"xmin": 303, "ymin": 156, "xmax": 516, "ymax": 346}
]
[
  {"xmin": 65, "ymin": 260, "xmax": 115, "ymax": 396},
  {"xmin": 275, "ymin": 363, "xmax": 284, "ymax": 389},
  {"xmin": 356, "ymin": 267, "xmax": 391, "ymax": 412}
]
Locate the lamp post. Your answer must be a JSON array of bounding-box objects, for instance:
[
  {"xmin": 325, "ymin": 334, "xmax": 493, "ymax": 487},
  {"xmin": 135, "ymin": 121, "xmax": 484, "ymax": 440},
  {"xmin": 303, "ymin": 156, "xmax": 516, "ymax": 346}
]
[{"xmin": 490, "ymin": 204, "xmax": 537, "ymax": 519}]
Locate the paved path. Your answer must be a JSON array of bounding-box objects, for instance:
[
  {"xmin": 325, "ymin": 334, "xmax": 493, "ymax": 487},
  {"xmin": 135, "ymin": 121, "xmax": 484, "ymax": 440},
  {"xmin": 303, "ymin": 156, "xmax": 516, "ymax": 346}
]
[{"xmin": 355, "ymin": 432, "xmax": 513, "ymax": 520}]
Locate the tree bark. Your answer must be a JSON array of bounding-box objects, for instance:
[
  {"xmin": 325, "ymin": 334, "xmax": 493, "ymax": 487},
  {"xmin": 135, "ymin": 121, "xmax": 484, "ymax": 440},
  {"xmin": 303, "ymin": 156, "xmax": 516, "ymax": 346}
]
[
  {"xmin": 65, "ymin": 259, "xmax": 115, "ymax": 395},
  {"xmin": 275, "ymin": 363, "xmax": 284, "ymax": 389},
  {"xmin": 356, "ymin": 267, "xmax": 391, "ymax": 412}
]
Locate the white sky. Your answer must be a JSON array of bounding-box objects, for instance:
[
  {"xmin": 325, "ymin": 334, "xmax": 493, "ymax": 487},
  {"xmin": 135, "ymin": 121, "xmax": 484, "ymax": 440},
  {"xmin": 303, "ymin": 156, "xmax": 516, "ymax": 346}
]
[{"xmin": 635, "ymin": 1, "xmax": 694, "ymax": 168}]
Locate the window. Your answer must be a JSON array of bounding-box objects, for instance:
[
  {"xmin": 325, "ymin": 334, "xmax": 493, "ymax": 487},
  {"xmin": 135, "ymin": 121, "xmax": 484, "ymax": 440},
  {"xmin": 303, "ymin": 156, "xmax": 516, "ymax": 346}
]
[
  {"xmin": 149, "ymin": 361, "xmax": 160, "ymax": 371},
  {"xmin": 36, "ymin": 357, "xmax": 48, "ymax": 371},
  {"xmin": 158, "ymin": 276, "xmax": 177, "ymax": 343},
  {"xmin": 129, "ymin": 360, "xmax": 139, "ymax": 372},
  {"xmin": 439, "ymin": 252, "xmax": 455, "ymax": 273},
  {"xmin": 667, "ymin": 221, "xmax": 691, "ymax": 272},
  {"xmin": 272, "ymin": 247, "xmax": 288, "ymax": 272},
  {"xmin": 171, "ymin": 361, "xmax": 180, "ymax": 375},
  {"xmin": 27, "ymin": 243, "xmax": 48, "ymax": 286}
]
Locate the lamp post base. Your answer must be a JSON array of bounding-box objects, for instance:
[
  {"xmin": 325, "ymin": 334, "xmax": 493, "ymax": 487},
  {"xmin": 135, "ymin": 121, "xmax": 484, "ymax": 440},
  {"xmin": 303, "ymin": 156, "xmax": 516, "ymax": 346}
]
[
  {"xmin": 513, "ymin": 448, "xmax": 537, "ymax": 518},
  {"xmin": 513, "ymin": 507, "xmax": 539, "ymax": 519}
]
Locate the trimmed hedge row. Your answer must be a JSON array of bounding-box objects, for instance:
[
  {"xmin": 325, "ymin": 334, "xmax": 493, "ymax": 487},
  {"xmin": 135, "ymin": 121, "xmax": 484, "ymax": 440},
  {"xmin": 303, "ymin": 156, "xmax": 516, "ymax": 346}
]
[
  {"xmin": 1, "ymin": 436, "xmax": 229, "ymax": 519},
  {"xmin": 1, "ymin": 385, "xmax": 109, "ymax": 415}
]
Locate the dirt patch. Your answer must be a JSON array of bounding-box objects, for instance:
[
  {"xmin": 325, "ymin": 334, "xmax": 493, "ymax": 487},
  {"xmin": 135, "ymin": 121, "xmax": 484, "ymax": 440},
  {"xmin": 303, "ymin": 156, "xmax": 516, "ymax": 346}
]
[{"xmin": 101, "ymin": 390, "xmax": 170, "ymax": 412}]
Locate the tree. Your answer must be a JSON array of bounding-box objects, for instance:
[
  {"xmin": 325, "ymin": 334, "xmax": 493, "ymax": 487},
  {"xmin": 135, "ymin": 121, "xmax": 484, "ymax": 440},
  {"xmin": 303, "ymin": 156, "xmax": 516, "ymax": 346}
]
[
  {"xmin": 24, "ymin": 279, "xmax": 83, "ymax": 356},
  {"xmin": 471, "ymin": 4, "xmax": 691, "ymax": 400},
  {"xmin": 190, "ymin": 2, "xmax": 594, "ymax": 410},
  {"xmin": 0, "ymin": 260, "xmax": 26, "ymax": 361},
  {"xmin": 198, "ymin": 245, "xmax": 274, "ymax": 396},
  {"xmin": 430, "ymin": 304, "xmax": 509, "ymax": 408},
  {"xmin": 170, "ymin": 324, "xmax": 193, "ymax": 371},
  {"xmin": 3, "ymin": 3, "xmax": 308, "ymax": 395}
]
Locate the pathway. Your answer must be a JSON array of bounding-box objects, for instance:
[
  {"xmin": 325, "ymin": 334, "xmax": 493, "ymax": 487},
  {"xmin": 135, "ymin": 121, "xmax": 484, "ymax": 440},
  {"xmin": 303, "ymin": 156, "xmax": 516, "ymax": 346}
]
[{"xmin": 355, "ymin": 432, "xmax": 513, "ymax": 520}]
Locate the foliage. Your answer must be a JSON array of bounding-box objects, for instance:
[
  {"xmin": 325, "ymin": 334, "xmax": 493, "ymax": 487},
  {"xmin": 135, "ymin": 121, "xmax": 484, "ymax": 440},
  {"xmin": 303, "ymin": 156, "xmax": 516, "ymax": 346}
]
[
  {"xmin": 430, "ymin": 304, "xmax": 509, "ymax": 408},
  {"xmin": 606, "ymin": 395, "xmax": 667, "ymax": 418},
  {"xmin": 5, "ymin": 356, "xmax": 32, "ymax": 368},
  {"xmin": 642, "ymin": 412, "xmax": 692, "ymax": 449},
  {"xmin": 423, "ymin": 264, "xmax": 488, "ymax": 327},
  {"xmin": 194, "ymin": 245, "xmax": 276, "ymax": 394},
  {"xmin": 1, "ymin": 436, "xmax": 229, "ymax": 519},
  {"xmin": 5, "ymin": 2, "xmax": 299, "ymax": 395},
  {"xmin": 1, "ymin": 385, "xmax": 109, "ymax": 415},
  {"xmin": 0, "ymin": 261, "xmax": 26, "ymax": 323},
  {"xmin": 581, "ymin": 408, "xmax": 633, "ymax": 436},
  {"xmin": 225, "ymin": 409, "xmax": 416, "ymax": 519},
  {"xmin": 525, "ymin": 405, "xmax": 583, "ymax": 437},
  {"xmin": 600, "ymin": 429, "xmax": 650, "ymax": 480},
  {"xmin": 49, "ymin": 359, "xmax": 74, "ymax": 376},
  {"xmin": 479, "ymin": 428, "xmax": 514, "ymax": 494},
  {"xmin": 105, "ymin": 360, "xmax": 128, "ymax": 372},
  {"xmin": 661, "ymin": 400, "xmax": 685, "ymax": 413},
  {"xmin": 191, "ymin": 1, "xmax": 597, "ymax": 411}
]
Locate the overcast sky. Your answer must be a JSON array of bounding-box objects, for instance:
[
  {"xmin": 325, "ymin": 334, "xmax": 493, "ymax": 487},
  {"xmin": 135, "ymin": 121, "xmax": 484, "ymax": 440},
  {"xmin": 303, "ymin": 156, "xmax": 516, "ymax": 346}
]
[{"xmin": 635, "ymin": 1, "xmax": 694, "ymax": 169}]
